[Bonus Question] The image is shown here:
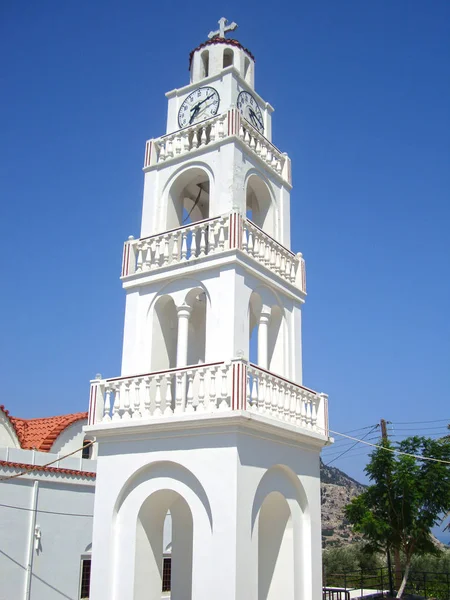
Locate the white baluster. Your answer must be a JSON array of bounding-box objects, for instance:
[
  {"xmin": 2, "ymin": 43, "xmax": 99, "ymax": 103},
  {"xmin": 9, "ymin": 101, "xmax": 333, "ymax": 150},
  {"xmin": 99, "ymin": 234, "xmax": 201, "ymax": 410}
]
[
  {"xmin": 182, "ymin": 131, "xmax": 190, "ymax": 153},
  {"xmin": 159, "ymin": 141, "xmax": 166, "ymax": 162},
  {"xmin": 283, "ymin": 383, "xmax": 291, "ymax": 421},
  {"xmin": 300, "ymin": 393, "xmax": 307, "ymax": 427},
  {"xmin": 264, "ymin": 242, "xmax": 271, "ymax": 266},
  {"xmin": 208, "ymin": 223, "xmax": 216, "ymax": 254},
  {"xmin": 218, "ymin": 116, "xmax": 225, "ymax": 138},
  {"xmin": 172, "ymin": 233, "xmax": 180, "ymax": 263},
  {"xmin": 259, "ymin": 238, "xmax": 266, "ymax": 264},
  {"xmin": 285, "ymin": 258, "xmax": 291, "ymax": 280},
  {"xmin": 247, "ymin": 228, "xmax": 254, "ymax": 256},
  {"xmin": 167, "ymin": 138, "xmax": 174, "ymax": 158},
  {"xmin": 136, "ymin": 244, "xmax": 144, "ymax": 273},
  {"xmin": 272, "ymin": 380, "xmax": 280, "ymax": 416},
  {"xmin": 189, "ymin": 227, "xmax": 197, "ymax": 258},
  {"xmin": 261, "ymin": 144, "xmax": 268, "ymax": 160},
  {"xmin": 192, "ymin": 128, "xmax": 199, "ymax": 149},
  {"xmin": 200, "ymin": 126, "xmax": 207, "ymax": 146},
  {"xmin": 306, "ymin": 396, "xmax": 312, "ymax": 428},
  {"xmin": 143, "ymin": 377, "xmax": 151, "ymax": 417},
  {"xmin": 264, "ymin": 378, "xmax": 272, "ymax": 414},
  {"xmin": 122, "ymin": 381, "xmax": 131, "ymax": 420},
  {"xmin": 154, "ymin": 376, "xmax": 162, "ymax": 416},
  {"xmin": 175, "ymin": 372, "xmax": 184, "ymax": 413},
  {"xmin": 199, "ymin": 225, "xmax": 206, "ymax": 257},
  {"xmin": 163, "ymin": 236, "xmax": 170, "ymax": 266},
  {"xmin": 112, "ymin": 384, "xmax": 121, "ymax": 421},
  {"xmin": 251, "ymin": 375, "xmax": 258, "ymax": 412},
  {"xmin": 255, "ymin": 139, "xmax": 261, "ymax": 156},
  {"xmin": 132, "ymin": 379, "xmax": 142, "ymax": 419},
  {"xmin": 103, "ymin": 386, "xmax": 112, "ymax": 422},
  {"xmin": 239, "ymin": 124, "xmax": 245, "ymax": 139},
  {"xmin": 246, "ymin": 373, "xmax": 251, "ymax": 409},
  {"xmin": 290, "ymin": 260, "xmax": 296, "ymax": 282},
  {"xmin": 218, "ymin": 220, "xmax": 225, "ymax": 250},
  {"xmin": 208, "ymin": 366, "xmax": 218, "ymax": 411},
  {"xmin": 154, "ymin": 238, "xmax": 161, "ymax": 267},
  {"xmin": 250, "ymin": 135, "xmax": 256, "ymax": 151},
  {"xmin": 242, "ymin": 225, "xmax": 248, "ymax": 252},
  {"xmin": 311, "ymin": 396, "xmax": 318, "ymax": 429},
  {"xmin": 275, "ymin": 250, "xmax": 281, "ymax": 274},
  {"xmin": 175, "ymin": 135, "xmax": 182, "ymax": 155},
  {"xmin": 181, "ymin": 231, "xmax": 188, "ymax": 261},
  {"xmin": 295, "ymin": 390, "xmax": 301, "ymax": 425},
  {"xmin": 196, "ymin": 369, "xmax": 206, "ymax": 412},
  {"xmin": 219, "ymin": 364, "xmax": 229, "ymax": 410},
  {"xmin": 258, "ymin": 376, "xmax": 265, "ymax": 413},
  {"xmin": 244, "ymin": 129, "xmax": 250, "ymax": 144},
  {"xmin": 185, "ymin": 370, "xmax": 195, "ymax": 412},
  {"xmin": 266, "ymin": 149, "xmax": 272, "ymax": 165},
  {"xmin": 144, "ymin": 241, "xmax": 152, "ymax": 270},
  {"xmin": 164, "ymin": 373, "xmax": 173, "ymax": 415},
  {"xmin": 253, "ymin": 234, "xmax": 259, "ymax": 258},
  {"xmin": 210, "ymin": 122, "xmax": 217, "ymax": 143}
]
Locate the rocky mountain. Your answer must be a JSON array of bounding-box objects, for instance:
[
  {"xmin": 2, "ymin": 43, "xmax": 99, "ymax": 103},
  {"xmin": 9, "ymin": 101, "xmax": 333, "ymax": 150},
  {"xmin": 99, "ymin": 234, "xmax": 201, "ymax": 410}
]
[{"xmin": 320, "ymin": 460, "xmax": 366, "ymax": 548}]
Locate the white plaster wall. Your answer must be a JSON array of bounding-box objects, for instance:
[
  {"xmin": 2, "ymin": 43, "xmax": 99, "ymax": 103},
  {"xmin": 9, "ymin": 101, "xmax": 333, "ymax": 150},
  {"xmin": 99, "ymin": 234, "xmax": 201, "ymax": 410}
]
[
  {"xmin": 0, "ymin": 476, "xmax": 95, "ymax": 600},
  {"xmin": 50, "ymin": 420, "xmax": 87, "ymax": 457},
  {"xmin": 87, "ymin": 418, "xmax": 324, "ymax": 600},
  {"xmin": 0, "ymin": 412, "xmax": 20, "ymax": 448}
]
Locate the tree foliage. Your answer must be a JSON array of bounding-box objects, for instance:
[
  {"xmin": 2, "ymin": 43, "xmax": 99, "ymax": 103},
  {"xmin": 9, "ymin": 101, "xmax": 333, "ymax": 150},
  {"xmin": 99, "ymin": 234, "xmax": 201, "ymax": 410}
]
[{"xmin": 345, "ymin": 436, "xmax": 450, "ymax": 597}]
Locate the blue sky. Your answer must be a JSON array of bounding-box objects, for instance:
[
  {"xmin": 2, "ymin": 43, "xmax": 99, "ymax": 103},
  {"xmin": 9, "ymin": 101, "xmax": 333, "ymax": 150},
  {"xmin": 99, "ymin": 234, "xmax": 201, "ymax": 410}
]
[{"xmin": 1, "ymin": 1, "xmax": 449, "ymax": 531}]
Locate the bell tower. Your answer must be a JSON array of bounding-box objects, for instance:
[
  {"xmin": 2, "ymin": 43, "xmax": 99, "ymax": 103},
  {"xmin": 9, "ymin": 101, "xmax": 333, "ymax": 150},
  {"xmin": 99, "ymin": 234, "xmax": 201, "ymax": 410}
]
[{"xmin": 86, "ymin": 19, "xmax": 330, "ymax": 600}]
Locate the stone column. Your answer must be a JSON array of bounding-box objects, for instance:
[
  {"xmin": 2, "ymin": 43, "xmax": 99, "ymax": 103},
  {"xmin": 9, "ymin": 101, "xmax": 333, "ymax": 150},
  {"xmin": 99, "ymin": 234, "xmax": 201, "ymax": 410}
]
[
  {"xmin": 257, "ymin": 307, "xmax": 271, "ymax": 370},
  {"xmin": 176, "ymin": 303, "xmax": 192, "ymax": 368}
]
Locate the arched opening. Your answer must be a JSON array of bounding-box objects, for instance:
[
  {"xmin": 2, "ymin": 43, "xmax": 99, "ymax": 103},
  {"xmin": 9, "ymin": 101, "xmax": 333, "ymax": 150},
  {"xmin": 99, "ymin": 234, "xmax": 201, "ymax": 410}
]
[
  {"xmin": 167, "ymin": 167, "xmax": 210, "ymax": 230},
  {"xmin": 252, "ymin": 465, "xmax": 311, "ymax": 600},
  {"xmin": 223, "ymin": 48, "xmax": 234, "ymax": 68},
  {"xmin": 244, "ymin": 56, "xmax": 251, "ymax": 81},
  {"xmin": 201, "ymin": 50, "xmax": 209, "ymax": 78},
  {"xmin": 151, "ymin": 295, "xmax": 178, "ymax": 371},
  {"xmin": 258, "ymin": 492, "xmax": 294, "ymax": 600},
  {"xmin": 246, "ymin": 174, "xmax": 276, "ymax": 239},
  {"xmin": 134, "ymin": 489, "xmax": 193, "ymax": 600},
  {"xmin": 82, "ymin": 436, "xmax": 92, "ymax": 459},
  {"xmin": 248, "ymin": 290, "xmax": 285, "ymax": 374}
]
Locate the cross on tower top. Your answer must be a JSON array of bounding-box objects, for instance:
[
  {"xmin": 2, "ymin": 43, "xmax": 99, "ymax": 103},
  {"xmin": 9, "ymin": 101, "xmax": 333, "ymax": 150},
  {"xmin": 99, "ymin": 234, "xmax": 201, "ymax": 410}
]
[{"xmin": 208, "ymin": 17, "xmax": 238, "ymax": 40}]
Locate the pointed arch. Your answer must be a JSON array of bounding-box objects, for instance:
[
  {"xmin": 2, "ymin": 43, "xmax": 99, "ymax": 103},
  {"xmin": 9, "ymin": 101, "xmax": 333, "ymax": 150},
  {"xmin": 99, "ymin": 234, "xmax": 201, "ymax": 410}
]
[{"xmin": 245, "ymin": 171, "xmax": 278, "ymax": 239}]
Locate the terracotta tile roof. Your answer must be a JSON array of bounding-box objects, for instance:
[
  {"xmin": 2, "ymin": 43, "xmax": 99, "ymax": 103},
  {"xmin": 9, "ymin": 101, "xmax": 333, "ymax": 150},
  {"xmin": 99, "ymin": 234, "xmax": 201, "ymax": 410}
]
[
  {"xmin": 0, "ymin": 407, "xmax": 88, "ymax": 452},
  {"xmin": 189, "ymin": 37, "xmax": 255, "ymax": 69},
  {"xmin": 0, "ymin": 460, "xmax": 96, "ymax": 479}
]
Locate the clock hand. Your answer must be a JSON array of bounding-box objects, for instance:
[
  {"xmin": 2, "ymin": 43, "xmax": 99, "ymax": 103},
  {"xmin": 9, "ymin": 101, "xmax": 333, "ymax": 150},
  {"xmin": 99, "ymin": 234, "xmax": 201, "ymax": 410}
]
[
  {"xmin": 190, "ymin": 94, "xmax": 214, "ymax": 112},
  {"xmin": 189, "ymin": 105, "xmax": 200, "ymax": 124},
  {"xmin": 248, "ymin": 108, "xmax": 264, "ymax": 130}
]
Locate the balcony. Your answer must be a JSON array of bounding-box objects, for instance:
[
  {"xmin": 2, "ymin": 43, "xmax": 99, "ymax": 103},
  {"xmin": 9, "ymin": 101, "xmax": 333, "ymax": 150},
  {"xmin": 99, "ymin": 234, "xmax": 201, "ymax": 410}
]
[
  {"xmin": 87, "ymin": 359, "xmax": 329, "ymax": 438},
  {"xmin": 122, "ymin": 212, "xmax": 306, "ymax": 293},
  {"xmin": 143, "ymin": 108, "xmax": 292, "ymax": 186}
]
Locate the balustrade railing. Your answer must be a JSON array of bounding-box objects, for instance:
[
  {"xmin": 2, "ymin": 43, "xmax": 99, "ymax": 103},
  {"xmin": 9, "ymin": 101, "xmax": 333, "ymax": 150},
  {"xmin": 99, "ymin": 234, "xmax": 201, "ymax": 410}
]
[
  {"xmin": 88, "ymin": 360, "xmax": 328, "ymax": 438},
  {"xmin": 144, "ymin": 109, "xmax": 291, "ymax": 185},
  {"xmin": 122, "ymin": 212, "xmax": 306, "ymax": 292}
]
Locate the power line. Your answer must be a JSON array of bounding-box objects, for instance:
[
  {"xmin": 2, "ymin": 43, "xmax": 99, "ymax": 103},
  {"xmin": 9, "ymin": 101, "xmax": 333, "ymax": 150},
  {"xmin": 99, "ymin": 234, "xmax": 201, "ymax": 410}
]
[
  {"xmin": 317, "ymin": 427, "xmax": 450, "ymax": 465},
  {"xmin": 390, "ymin": 418, "xmax": 450, "ymax": 426},
  {"xmin": 325, "ymin": 425, "xmax": 379, "ymax": 466}
]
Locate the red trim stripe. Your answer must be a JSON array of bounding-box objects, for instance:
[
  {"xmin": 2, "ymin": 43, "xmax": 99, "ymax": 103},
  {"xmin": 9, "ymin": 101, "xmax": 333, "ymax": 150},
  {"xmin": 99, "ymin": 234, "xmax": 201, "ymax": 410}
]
[{"xmin": 88, "ymin": 385, "xmax": 94, "ymax": 425}]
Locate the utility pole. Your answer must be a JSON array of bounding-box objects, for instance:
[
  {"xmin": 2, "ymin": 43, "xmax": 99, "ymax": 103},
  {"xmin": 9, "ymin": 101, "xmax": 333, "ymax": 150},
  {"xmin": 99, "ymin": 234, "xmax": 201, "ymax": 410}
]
[{"xmin": 381, "ymin": 418, "xmax": 395, "ymax": 597}]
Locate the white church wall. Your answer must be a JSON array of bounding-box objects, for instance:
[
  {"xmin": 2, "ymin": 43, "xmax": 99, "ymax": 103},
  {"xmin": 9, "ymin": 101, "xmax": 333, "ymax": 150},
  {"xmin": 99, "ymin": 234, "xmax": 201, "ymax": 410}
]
[
  {"xmin": 0, "ymin": 412, "xmax": 19, "ymax": 448},
  {"xmin": 0, "ymin": 474, "xmax": 95, "ymax": 600},
  {"xmin": 50, "ymin": 420, "xmax": 87, "ymax": 457}
]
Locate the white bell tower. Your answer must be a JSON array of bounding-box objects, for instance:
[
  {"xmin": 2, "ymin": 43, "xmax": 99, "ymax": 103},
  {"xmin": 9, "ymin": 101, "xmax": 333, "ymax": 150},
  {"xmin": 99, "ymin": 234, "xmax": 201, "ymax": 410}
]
[{"xmin": 86, "ymin": 19, "xmax": 330, "ymax": 600}]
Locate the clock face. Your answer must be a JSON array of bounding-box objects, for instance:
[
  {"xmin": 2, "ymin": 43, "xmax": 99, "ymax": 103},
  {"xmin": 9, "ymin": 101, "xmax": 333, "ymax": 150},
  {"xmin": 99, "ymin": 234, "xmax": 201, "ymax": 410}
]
[
  {"xmin": 237, "ymin": 91, "xmax": 264, "ymax": 134},
  {"xmin": 178, "ymin": 86, "xmax": 220, "ymax": 129}
]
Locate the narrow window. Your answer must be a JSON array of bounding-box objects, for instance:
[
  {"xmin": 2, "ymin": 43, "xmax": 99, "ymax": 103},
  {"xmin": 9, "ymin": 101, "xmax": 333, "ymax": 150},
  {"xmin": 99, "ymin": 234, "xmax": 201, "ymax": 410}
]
[
  {"xmin": 162, "ymin": 557, "xmax": 172, "ymax": 592},
  {"xmin": 82, "ymin": 438, "xmax": 92, "ymax": 459},
  {"xmin": 223, "ymin": 48, "xmax": 234, "ymax": 68},
  {"xmin": 201, "ymin": 50, "xmax": 209, "ymax": 78},
  {"xmin": 79, "ymin": 558, "xmax": 91, "ymax": 599}
]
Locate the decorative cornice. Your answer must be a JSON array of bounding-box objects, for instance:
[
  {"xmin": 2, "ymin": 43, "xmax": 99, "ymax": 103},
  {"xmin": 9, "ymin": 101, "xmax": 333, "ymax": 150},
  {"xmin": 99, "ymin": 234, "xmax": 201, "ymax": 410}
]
[{"xmin": 0, "ymin": 460, "xmax": 96, "ymax": 479}]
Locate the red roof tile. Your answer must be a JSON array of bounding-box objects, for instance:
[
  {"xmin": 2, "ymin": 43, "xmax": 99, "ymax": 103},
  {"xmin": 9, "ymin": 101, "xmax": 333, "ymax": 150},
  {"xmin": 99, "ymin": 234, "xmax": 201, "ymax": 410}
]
[
  {"xmin": 0, "ymin": 460, "xmax": 95, "ymax": 479},
  {"xmin": 3, "ymin": 410, "xmax": 88, "ymax": 452}
]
